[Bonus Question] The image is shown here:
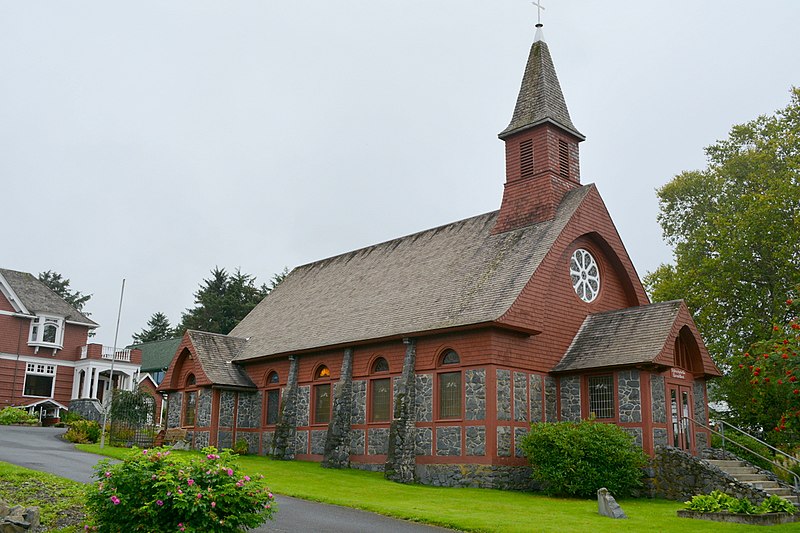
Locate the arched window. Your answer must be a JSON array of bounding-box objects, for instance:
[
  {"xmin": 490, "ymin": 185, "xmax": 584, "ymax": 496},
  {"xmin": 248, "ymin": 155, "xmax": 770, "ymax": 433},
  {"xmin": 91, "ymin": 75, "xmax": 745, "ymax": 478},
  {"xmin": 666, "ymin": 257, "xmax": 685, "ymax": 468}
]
[
  {"xmin": 437, "ymin": 349, "xmax": 461, "ymax": 419},
  {"xmin": 265, "ymin": 371, "xmax": 281, "ymax": 426},
  {"xmin": 185, "ymin": 373, "xmax": 196, "ymax": 387},
  {"xmin": 370, "ymin": 357, "xmax": 391, "ymax": 423},
  {"xmin": 372, "ymin": 357, "xmax": 389, "ymax": 373},
  {"xmin": 313, "ymin": 365, "xmax": 331, "ymax": 424}
]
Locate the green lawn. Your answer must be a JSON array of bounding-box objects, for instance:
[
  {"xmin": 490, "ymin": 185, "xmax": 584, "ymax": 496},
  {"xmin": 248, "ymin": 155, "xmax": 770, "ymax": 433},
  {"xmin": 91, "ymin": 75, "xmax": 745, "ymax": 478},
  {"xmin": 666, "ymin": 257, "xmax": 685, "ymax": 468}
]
[
  {"xmin": 77, "ymin": 444, "xmax": 800, "ymax": 532},
  {"xmin": 0, "ymin": 462, "xmax": 86, "ymax": 532}
]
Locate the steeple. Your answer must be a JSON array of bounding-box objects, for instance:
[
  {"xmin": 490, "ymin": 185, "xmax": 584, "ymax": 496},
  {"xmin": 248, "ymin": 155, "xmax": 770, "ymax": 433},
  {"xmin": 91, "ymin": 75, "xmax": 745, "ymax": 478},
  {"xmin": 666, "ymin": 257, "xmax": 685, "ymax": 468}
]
[{"xmin": 492, "ymin": 20, "xmax": 585, "ymax": 234}]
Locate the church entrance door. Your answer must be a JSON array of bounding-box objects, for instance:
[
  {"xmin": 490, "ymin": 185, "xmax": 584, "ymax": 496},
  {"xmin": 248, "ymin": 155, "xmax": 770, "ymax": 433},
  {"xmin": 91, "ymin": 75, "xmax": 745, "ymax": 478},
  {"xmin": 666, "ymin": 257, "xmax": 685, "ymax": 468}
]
[{"xmin": 668, "ymin": 384, "xmax": 694, "ymax": 454}]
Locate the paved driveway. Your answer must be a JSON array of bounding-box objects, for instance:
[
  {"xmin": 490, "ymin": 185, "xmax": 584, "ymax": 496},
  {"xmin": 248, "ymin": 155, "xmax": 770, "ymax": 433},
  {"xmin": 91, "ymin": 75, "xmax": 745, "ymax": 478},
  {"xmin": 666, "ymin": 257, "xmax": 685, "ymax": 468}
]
[{"xmin": 0, "ymin": 426, "xmax": 454, "ymax": 533}]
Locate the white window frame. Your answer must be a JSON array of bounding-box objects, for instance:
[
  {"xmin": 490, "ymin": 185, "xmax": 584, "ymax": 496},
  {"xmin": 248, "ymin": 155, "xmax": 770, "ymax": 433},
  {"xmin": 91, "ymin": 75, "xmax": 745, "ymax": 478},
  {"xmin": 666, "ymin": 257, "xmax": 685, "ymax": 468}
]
[
  {"xmin": 23, "ymin": 363, "xmax": 56, "ymax": 398},
  {"xmin": 28, "ymin": 315, "xmax": 65, "ymax": 349}
]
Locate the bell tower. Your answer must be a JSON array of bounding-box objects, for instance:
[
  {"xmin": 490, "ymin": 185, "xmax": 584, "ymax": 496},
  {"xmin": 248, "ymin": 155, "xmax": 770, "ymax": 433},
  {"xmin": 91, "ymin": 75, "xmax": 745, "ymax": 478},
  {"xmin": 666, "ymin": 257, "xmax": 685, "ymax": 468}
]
[{"xmin": 492, "ymin": 21, "xmax": 585, "ymax": 234}]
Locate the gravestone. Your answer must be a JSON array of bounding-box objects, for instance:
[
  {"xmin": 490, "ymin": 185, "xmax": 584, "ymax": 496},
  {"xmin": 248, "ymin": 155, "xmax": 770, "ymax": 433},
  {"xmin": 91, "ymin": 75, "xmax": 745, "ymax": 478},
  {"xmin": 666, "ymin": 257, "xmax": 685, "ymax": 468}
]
[{"xmin": 597, "ymin": 487, "xmax": 627, "ymax": 519}]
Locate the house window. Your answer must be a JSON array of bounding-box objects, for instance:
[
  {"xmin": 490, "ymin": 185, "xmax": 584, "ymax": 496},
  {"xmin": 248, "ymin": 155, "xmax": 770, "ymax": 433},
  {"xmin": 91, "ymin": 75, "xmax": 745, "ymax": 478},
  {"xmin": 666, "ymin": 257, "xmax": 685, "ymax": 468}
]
[
  {"xmin": 372, "ymin": 357, "xmax": 389, "ymax": 373},
  {"xmin": 370, "ymin": 378, "xmax": 391, "ymax": 422},
  {"xmin": 265, "ymin": 370, "xmax": 281, "ymax": 426},
  {"xmin": 266, "ymin": 389, "xmax": 280, "ymax": 425},
  {"xmin": 28, "ymin": 316, "xmax": 64, "ymax": 348},
  {"xmin": 23, "ymin": 363, "xmax": 56, "ymax": 397},
  {"xmin": 588, "ymin": 375, "xmax": 614, "ymax": 419},
  {"xmin": 438, "ymin": 350, "xmax": 461, "ymax": 419},
  {"xmin": 313, "ymin": 365, "xmax": 331, "ymax": 425},
  {"xmin": 183, "ymin": 391, "xmax": 197, "ymax": 427}
]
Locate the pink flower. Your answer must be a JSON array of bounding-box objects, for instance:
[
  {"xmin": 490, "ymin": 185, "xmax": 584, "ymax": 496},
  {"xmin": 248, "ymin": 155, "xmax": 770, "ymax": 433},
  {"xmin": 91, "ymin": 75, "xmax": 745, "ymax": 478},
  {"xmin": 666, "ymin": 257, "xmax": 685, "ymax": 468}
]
[
  {"xmin": 142, "ymin": 449, "xmax": 148, "ymax": 455},
  {"xmin": 244, "ymin": 475, "xmax": 250, "ymax": 481},
  {"xmin": 211, "ymin": 502, "xmax": 216, "ymax": 508},
  {"xmin": 110, "ymin": 495, "xmax": 120, "ymax": 505},
  {"xmin": 104, "ymin": 472, "xmax": 112, "ymax": 478},
  {"xmin": 156, "ymin": 500, "xmax": 164, "ymax": 506},
  {"xmin": 196, "ymin": 493, "xmax": 202, "ymax": 499},
  {"xmin": 187, "ymin": 479, "xmax": 194, "ymax": 486},
  {"xmin": 226, "ymin": 468, "xmax": 234, "ymax": 476}
]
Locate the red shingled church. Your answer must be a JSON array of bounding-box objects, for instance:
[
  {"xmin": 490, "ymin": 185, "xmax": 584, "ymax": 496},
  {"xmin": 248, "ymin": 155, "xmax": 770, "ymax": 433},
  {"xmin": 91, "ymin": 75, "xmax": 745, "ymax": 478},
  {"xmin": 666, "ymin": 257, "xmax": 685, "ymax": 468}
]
[{"xmin": 158, "ymin": 22, "xmax": 720, "ymax": 488}]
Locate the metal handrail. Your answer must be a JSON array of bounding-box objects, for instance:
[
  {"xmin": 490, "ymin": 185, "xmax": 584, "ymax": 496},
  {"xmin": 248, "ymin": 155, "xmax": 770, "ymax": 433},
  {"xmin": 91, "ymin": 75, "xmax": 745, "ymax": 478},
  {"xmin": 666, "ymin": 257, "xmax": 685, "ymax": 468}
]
[
  {"xmin": 687, "ymin": 416, "xmax": 800, "ymax": 490},
  {"xmin": 715, "ymin": 419, "xmax": 800, "ymax": 467}
]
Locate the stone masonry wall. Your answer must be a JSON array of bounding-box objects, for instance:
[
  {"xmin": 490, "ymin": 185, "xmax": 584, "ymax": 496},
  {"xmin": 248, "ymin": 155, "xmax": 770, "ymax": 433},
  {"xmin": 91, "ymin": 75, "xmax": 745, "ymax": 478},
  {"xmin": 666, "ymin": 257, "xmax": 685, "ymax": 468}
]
[
  {"xmin": 323, "ymin": 348, "xmax": 354, "ymax": 468},
  {"xmin": 415, "ymin": 373, "xmax": 433, "ymax": 422},
  {"xmin": 617, "ymin": 370, "xmax": 641, "ymax": 423},
  {"xmin": 544, "ymin": 376, "xmax": 557, "ymax": 422},
  {"xmin": 529, "ymin": 374, "xmax": 543, "ymax": 422},
  {"xmin": 650, "ymin": 375, "xmax": 666, "ymax": 423},
  {"xmin": 219, "ymin": 391, "xmax": 235, "ymax": 428},
  {"xmin": 647, "ymin": 446, "xmax": 772, "ymax": 503},
  {"xmin": 465, "ymin": 369, "xmax": 485, "ymax": 421},
  {"xmin": 236, "ymin": 391, "xmax": 261, "ymax": 429},
  {"xmin": 415, "ymin": 464, "xmax": 535, "ymax": 490},
  {"xmin": 167, "ymin": 392, "xmax": 182, "ymax": 428},
  {"xmin": 197, "ymin": 389, "xmax": 212, "ymax": 427},
  {"xmin": 559, "ymin": 376, "xmax": 580, "ymax": 421},
  {"xmin": 385, "ymin": 339, "xmax": 417, "ymax": 483},
  {"xmin": 496, "ymin": 369, "xmax": 511, "ymax": 421},
  {"xmin": 513, "ymin": 372, "xmax": 528, "ymax": 421}
]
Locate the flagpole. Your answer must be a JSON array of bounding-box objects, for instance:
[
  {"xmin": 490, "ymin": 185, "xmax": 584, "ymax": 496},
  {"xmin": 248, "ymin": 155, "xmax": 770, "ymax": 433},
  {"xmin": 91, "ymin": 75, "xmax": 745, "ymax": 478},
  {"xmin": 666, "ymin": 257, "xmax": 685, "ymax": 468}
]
[{"xmin": 100, "ymin": 278, "xmax": 126, "ymax": 449}]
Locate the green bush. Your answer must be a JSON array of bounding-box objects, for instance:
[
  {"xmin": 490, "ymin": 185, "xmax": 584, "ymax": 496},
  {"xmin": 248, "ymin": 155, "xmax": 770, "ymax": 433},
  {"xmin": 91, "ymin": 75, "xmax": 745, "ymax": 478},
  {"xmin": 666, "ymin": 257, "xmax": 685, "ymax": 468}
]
[
  {"xmin": 232, "ymin": 439, "xmax": 249, "ymax": 455},
  {"xmin": 684, "ymin": 492, "xmax": 796, "ymax": 515},
  {"xmin": 85, "ymin": 447, "xmax": 276, "ymax": 532},
  {"xmin": 518, "ymin": 421, "xmax": 647, "ymax": 498},
  {"xmin": 0, "ymin": 406, "xmax": 38, "ymax": 425},
  {"xmin": 61, "ymin": 410, "xmax": 85, "ymax": 424},
  {"xmin": 64, "ymin": 419, "xmax": 101, "ymax": 443}
]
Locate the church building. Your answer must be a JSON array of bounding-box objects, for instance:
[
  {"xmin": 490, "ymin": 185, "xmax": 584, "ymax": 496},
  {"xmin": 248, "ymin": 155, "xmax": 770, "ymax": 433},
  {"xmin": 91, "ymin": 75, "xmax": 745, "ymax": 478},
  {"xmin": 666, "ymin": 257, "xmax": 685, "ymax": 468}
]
[{"xmin": 158, "ymin": 22, "xmax": 720, "ymax": 489}]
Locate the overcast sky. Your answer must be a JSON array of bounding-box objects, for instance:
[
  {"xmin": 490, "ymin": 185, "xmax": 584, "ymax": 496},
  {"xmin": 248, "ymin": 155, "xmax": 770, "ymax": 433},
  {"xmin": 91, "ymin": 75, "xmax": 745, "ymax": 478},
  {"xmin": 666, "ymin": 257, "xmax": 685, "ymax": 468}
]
[{"xmin": 2, "ymin": 1, "xmax": 798, "ymax": 348}]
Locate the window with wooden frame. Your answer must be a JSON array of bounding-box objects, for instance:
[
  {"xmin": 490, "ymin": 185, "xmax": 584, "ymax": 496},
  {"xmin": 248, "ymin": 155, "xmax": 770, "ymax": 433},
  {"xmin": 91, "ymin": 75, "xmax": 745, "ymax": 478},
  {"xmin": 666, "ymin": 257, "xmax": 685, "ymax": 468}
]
[
  {"xmin": 313, "ymin": 365, "xmax": 331, "ymax": 425},
  {"xmin": 437, "ymin": 349, "xmax": 461, "ymax": 419},
  {"xmin": 587, "ymin": 374, "xmax": 614, "ymax": 419},
  {"xmin": 369, "ymin": 357, "xmax": 391, "ymax": 423},
  {"xmin": 265, "ymin": 371, "xmax": 280, "ymax": 426},
  {"xmin": 183, "ymin": 390, "xmax": 197, "ymax": 427}
]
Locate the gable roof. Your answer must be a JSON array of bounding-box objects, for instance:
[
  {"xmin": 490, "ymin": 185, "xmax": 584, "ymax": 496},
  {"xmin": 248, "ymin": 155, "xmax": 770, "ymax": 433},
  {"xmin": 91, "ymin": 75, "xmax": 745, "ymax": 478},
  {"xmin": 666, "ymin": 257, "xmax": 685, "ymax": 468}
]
[
  {"xmin": 552, "ymin": 300, "xmax": 720, "ymax": 376},
  {"xmin": 231, "ymin": 185, "xmax": 593, "ymax": 361},
  {"xmin": 499, "ymin": 35, "xmax": 583, "ymax": 140},
  {"xmin": 0, "ymin": 268, "xmax": 97, "ymax": 326},
  {"xmin": 130, "ymin": 337, "xmax": 183, "ymax": 373},
  {"xmin": 185, "ymin": 330, "xmax": 255, "ymax": 388}
]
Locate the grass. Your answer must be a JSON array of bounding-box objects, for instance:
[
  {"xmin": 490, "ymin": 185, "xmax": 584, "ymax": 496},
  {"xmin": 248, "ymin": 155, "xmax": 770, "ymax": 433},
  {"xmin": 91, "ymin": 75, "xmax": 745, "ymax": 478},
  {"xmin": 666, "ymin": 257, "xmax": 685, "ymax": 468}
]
[
  {"xmin": 77, "ymin": 444, "xmax": 800, "ymax": 532},
  {"xmin": 0, "ymin": 461, "xmax": 86, "ymax": 532}
]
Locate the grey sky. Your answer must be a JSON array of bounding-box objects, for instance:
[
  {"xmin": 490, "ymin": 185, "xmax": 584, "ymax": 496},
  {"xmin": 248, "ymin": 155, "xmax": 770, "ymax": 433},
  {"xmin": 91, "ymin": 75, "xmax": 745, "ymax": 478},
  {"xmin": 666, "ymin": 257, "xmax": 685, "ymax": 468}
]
[{"xmin": 2, "ymin": 1, "xmax": 798, "ymax": 348}]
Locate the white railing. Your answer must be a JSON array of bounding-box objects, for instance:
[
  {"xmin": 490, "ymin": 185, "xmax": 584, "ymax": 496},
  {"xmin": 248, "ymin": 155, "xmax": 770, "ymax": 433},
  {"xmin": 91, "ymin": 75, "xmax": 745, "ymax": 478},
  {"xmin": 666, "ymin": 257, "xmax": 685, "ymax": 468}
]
[{"xmin": 101, "ymin": 346, "xmax": 131, "ymax": 362}]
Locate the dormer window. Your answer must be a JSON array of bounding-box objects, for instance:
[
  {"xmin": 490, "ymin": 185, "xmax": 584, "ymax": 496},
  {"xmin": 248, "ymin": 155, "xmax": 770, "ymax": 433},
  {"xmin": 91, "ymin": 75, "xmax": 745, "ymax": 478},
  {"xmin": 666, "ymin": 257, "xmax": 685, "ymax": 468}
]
[{"xmin": 29, "ymin": 315, "xmax": 64, "ymax": 349}]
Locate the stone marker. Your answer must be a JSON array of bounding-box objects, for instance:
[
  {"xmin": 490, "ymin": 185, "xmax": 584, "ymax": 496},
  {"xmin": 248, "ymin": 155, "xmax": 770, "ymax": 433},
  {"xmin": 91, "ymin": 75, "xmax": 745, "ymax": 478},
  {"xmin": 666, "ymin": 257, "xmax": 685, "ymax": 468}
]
[{"xmin": 597, "ymin": 487, "xmax": 628, "ymax": 519}]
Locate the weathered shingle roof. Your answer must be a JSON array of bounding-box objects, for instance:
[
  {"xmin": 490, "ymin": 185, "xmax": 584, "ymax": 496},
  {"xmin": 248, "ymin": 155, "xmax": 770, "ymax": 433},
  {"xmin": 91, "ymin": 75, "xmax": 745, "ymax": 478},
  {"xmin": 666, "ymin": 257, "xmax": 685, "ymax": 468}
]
[
  {"xmin": 231, "ymin": 186, "xmax": 593, "ymax": 361},
  {"xmin": 130, "ymin": 337, "xmax": 182, "ymax": 373},
  {"xmin": 186, "ymin": 330, "xmax": 255, "ymax": 388},
  {"xmin": 0, "ymin": 268, "xmax": 97, "ymax": 326},
  {"xmin": 552, "ymin": 301, "xmax": 685, "ymax": 373},
  {"xmin": 499, "ymin": 37, "xmax": 584, "ymax": 140}
]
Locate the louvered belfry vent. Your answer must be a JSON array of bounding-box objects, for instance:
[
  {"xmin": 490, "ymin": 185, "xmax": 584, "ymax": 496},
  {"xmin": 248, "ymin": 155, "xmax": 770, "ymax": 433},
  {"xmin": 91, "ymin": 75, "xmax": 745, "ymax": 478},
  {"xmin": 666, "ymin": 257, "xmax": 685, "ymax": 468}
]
[
  {"xmin": 520, "ymin": 139, "xmax": 534, "ymax": 178},
  {"xmin": 558, "ymin": 139, "xmax": 569, "ymax": 178}
]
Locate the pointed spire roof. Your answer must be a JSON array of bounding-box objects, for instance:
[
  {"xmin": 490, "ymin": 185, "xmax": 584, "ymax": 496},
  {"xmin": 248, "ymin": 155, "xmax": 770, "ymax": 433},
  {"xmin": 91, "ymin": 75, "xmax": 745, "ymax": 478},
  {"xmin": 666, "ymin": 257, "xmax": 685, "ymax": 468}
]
[{"xmin": 499, "ymin": 27, "xmax": 584, "ymax": 140}]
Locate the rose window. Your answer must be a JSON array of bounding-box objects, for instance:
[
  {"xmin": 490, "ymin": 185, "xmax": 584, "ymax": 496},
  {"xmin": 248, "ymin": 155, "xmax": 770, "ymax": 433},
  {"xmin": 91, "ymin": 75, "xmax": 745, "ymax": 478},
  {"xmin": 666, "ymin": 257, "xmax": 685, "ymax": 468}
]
[{"xmin": 570, "ymin": 248, "xmax": 600, "ymax": 302}]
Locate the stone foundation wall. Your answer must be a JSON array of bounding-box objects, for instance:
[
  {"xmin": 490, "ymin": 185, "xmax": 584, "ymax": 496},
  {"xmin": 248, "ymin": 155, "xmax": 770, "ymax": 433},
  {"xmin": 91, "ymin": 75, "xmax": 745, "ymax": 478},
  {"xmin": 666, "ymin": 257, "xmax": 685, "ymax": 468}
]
[
  {"xmin": 647, "ymin": 446, "xmax": 772, "ymax": 503},
  {"xmin": 415, "ymin": 464, "xmax": 535, "ymax": 490},
  {"xmin": 68, "ymin": 399, "xmax": 102, "ymax": 422}
]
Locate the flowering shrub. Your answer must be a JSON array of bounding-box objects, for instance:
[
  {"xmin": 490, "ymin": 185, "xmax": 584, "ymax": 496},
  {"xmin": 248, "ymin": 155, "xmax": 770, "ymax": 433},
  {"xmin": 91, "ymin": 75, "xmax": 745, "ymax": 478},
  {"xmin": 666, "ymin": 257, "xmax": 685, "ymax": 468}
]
[
  {"xmin": 85, "ymin": 447, "xmax": 276, "ymax": 532},
  {"xmin": 739, "ymin": 298, "xmax": 800, "ymax": 438},
  {"xmin": 64, "ymin": 419, "xmax": 101, "ymax": 443}
]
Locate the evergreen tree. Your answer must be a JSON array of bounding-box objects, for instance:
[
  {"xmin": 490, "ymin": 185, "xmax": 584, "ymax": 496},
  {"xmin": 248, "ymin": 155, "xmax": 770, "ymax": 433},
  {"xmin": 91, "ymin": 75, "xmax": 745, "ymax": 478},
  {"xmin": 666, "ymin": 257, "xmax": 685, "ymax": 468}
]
[
  {"xmin": 131, "ymin": 312, "xmax": 176, "ymax": 344},
  {"xmin": 38, "ymin": 270, "xmax": 92, "ymax": 312}
]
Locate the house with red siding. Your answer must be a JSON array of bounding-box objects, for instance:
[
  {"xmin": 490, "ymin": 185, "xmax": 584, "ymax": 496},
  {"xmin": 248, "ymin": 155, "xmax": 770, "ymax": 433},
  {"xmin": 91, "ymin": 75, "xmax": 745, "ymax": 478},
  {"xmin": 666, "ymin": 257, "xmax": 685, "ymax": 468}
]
[
  {"xmin": 158, "ymin": 24, "xmax": 720, "ymax": 488},
  {"xmin": 0, "ymin": 268, "xmax": 142, "ymax": 423}
]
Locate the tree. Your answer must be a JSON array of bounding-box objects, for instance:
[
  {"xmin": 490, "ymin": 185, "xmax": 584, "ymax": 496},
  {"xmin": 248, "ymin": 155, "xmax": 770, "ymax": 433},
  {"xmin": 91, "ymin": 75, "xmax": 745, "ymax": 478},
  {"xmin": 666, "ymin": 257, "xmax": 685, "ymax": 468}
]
[
  {"xmin": 645, "ymin": 88, "xmax": 800, "ymax": 431},
  {"xmin": 737, "ymin": 298, "xmax": 800, "ymax": 443},
  {"xmin": 175, "ymin": 267, "xmax": 276, "ymax": 336},
  {"xmin": 131, "ymin": 312, "xmax": 176, "ymax": 344},
  {"xmin": 38, "ymin": 270, "xmax": 92, "ymax": 312}
]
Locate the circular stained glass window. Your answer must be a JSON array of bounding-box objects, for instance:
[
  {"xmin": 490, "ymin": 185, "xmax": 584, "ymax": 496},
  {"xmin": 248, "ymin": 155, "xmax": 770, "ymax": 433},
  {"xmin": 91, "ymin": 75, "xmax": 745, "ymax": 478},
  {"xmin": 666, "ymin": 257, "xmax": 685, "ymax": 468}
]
[{"xmin": 570, "ymin": 248, "xmax": 600, "ymax": 302}]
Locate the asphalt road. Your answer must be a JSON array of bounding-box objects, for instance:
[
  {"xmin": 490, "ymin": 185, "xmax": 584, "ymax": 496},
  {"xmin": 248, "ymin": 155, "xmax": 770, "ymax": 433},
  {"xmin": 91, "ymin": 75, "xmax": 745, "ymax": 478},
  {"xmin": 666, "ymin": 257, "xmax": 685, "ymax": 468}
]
[{"xmin": 0, "ymin": 426, "xmax": 454, "ymax": 533}]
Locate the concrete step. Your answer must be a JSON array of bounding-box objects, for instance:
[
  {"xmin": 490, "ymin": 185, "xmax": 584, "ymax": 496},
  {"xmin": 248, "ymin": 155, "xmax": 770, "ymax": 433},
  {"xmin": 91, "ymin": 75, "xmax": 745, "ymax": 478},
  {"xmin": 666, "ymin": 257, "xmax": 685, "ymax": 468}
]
[
  {"xmin": 706, "ymin": 459, "xmax": 746, "ymax": 468},
  {"xmin": 731, "ymin": 474, "xmax": 772, "ymax": 482},
  {"xmin": 723, "ymin": 467, "xmax": 760, "ymax": 475}
]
